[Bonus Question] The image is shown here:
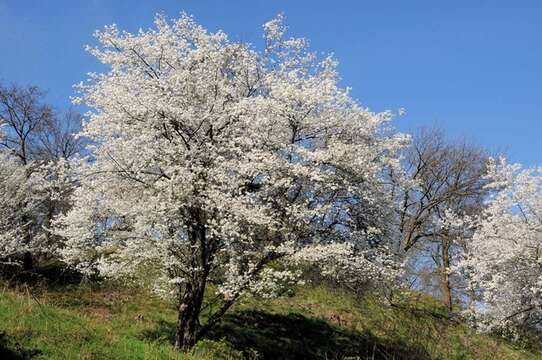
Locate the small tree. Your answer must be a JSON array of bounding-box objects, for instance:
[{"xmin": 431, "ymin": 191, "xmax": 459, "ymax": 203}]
[{"xmin": 55, "ymin": 13, "xmax": 408, "ymax": 350}]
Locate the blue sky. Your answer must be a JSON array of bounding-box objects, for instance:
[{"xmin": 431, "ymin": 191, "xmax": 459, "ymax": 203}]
[{"xmin": 1, "ymin": 1, "xmax": 541, "ymax": 165}]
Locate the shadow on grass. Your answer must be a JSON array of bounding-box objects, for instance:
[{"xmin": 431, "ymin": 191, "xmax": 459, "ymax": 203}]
[
  {"xmin": 0, "ymin": 262, "xmax": 83, "ymax": 289},
  {"xmin": 141, "ymin": 319, "xmax": 177, "ymax": 344},
  {"xmin": 142, "ymin": 310, "xmax": 431, "ymax": 360},
  {"xmin": 0, "ymin": 332, "xmax": 41, "ymax": 360}
]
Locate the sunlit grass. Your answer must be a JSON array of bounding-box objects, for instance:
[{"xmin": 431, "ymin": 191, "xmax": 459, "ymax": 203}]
[{"xmin": 0, "ymin": 283, "xmax": 539, "ymax": 359}]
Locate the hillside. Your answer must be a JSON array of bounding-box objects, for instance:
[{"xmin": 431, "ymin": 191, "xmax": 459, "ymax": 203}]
[{"xmin": 0, "ymin": 283, "xmax": 540, "ymax": 360}]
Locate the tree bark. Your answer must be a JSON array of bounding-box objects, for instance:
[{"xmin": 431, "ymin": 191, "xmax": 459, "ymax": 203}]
[
  {"xmin": 174, "ymin": 282, "xmax": 206, "ymax": 351},
  {"xmin": 174, "ymin": 212, "xmax": 210, "ymax": 352}
]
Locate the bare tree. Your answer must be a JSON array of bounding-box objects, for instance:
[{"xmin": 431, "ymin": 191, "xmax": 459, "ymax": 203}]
[
  {"xmin": 399, "ymin": 127, "xmax": 490, "ymax": 310},
  {"xmin": 36, "ymin": 109, "xmax": 83, "ymax": 161},
  {"xmin": 0, "ymin": 84, "xmax": 53, "ymax": 164}
]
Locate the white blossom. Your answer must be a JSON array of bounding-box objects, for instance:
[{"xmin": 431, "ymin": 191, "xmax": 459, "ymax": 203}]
[
  {"xmin": 53, "ymin": 13, "xmax": 407, "ymax": 347},
  {"xmin": 461, "ymin": 158, "xmax": 542, "ymax": 333}
]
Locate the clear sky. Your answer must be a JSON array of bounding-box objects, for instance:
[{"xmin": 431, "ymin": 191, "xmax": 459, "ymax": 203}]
[{"xmin": 1, "ymin": 1, "xmax": 541, "ymax": 165}]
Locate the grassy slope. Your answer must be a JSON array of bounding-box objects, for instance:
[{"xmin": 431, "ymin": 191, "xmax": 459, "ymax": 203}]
[{"xmin": 0, "ymin": 284, "xmax": 540, "ymax": 360}]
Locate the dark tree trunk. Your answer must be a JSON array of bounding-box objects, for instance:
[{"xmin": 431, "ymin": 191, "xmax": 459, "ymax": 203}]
[
  {"xmin": 174, "ymin": 283, "xmax": 206, "ymax": 351},
  {"xmin": 174, "ymin": 212, "xmax": 211, "ymax": 352}
]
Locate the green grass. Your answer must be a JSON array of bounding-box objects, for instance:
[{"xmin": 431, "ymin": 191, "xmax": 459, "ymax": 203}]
[{"xmin": 0, "ymin": 283, "xmax": 540, "ymax": 359}]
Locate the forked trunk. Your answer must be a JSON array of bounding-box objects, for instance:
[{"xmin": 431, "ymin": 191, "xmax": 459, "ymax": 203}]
[
  {"xmin": 174, "ymin": 214, "xmax": 210, "ymax": 352},
  {"xmin": 174, "ymin": 283, "xmax": 205, "ymax": 351}
]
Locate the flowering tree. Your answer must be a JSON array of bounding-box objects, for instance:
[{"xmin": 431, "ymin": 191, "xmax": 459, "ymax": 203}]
[
  {"xmin": 0, "ymin": 84, "xmax": 81, "ymax": 270},
  {"xmin": 0, "ymin": 154, "xmax": 34, "ymax": 266},
  {"xmin": 462, "ymin": 158, "xmax": 542, "ymax": 333},
  {"xmin": 55, "ymin": 13, "xmax": 408, "ymax": 350}
]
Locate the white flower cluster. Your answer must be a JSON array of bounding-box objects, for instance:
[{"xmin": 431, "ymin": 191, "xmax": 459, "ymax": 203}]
[
  {"xmin": 0, "ymin": 153, "xmax": 76, "ymax": 265},
  {"xmin": 292, "ymin": 241, "xmax": 404, "ymax": 291},
  {"xmin": 460, "ymin": 158, "xmax": 542, "ymax": 333},
  {"xmin": 0, "ymin": 154, "xmax": 33, "ymax": 262}
]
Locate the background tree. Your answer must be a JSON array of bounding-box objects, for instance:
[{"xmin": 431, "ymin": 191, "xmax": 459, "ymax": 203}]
[
  {"xmin": 0, "ymin": 153, "xmax": 36, "ymax": 267},
  {"xmin": 398, "ymin": 128, "xmax": 490, "ymax": 310},
  {"xmin": 462, "ymin": 158, "xmax": 542, "ymax": 334},
  {"xmin": 0, "ymin": 84, "xmax": 53, "ymax": 165},
  {"xmin": 54, "ymin": 13, "xmax": 408, "ymax": 351},
  {"xmin": 0, "ymin": 83, "xmax": 82, "ymax": 270}
]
